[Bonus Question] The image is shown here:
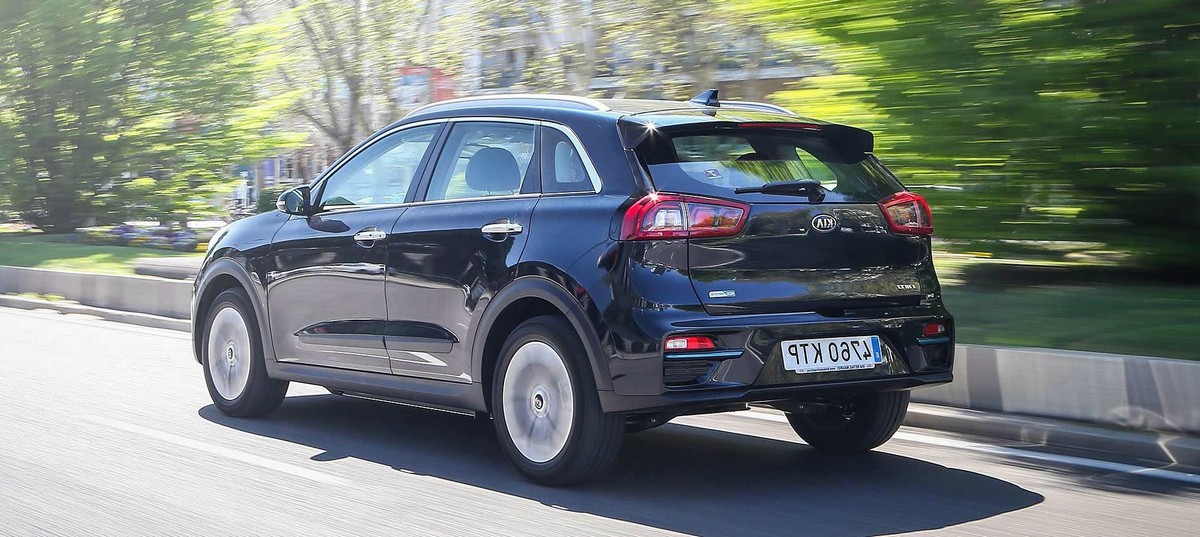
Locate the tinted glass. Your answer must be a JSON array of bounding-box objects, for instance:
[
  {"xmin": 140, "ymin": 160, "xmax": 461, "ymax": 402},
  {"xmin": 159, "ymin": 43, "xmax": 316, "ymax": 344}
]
[
  {"xmin": 319, "ymin": 124, "xmax": 439, "ymax": 209},
  {"xmin": 540, "ymin": 128, "xmax": 593, "ymax": 194},
  {"xmin": 426, "ymin": 122, "xmax": 536, "ymax": 201},
  {"xmin": 639, "ymin": 128, "xmax": 904, "ymax": 203}
]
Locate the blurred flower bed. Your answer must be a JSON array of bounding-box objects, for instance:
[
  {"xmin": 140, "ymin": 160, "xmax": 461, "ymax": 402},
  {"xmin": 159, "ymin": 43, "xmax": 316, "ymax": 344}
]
[{"xmin": 78, "ymin": 225, "xmax": 215, "ymax": 253}]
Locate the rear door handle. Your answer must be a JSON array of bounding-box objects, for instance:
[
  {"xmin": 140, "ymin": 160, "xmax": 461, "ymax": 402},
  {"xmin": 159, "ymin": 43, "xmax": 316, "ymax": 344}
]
[
  {"xmin": 353, "ymin": 229, "xmax": 387, "ymax": 243},
  {"xmin": 480, "ymin": 222, "xmax": 523, "ymax": 236}
]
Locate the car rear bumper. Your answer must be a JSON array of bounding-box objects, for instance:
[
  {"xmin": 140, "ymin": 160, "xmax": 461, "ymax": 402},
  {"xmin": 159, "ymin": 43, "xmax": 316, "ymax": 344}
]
[
  {"xmin": 599, "ymin": 371, "xmax": 952, "ymax": 414},
  {"xmin": 600, "ymin": 302, "xmax": 954, "ymax": 413}
]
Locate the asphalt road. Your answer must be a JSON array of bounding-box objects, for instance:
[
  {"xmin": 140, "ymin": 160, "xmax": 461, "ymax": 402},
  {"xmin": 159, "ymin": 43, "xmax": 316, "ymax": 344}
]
[{"xmin": 1, "ymin": 306, "xmax": 1196, "ymax": 537}]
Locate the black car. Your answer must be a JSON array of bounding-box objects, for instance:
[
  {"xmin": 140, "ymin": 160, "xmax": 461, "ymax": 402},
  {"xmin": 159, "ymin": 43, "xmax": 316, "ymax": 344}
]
[{"xmin": 192, "ymin": 90, "xmax": 954, "ymax": 485}]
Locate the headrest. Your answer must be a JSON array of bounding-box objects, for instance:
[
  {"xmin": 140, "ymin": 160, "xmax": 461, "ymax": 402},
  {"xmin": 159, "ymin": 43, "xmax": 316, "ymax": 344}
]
[{"xmin": 465, "ymin": 147, "xmax": 521, "ymax": 192}]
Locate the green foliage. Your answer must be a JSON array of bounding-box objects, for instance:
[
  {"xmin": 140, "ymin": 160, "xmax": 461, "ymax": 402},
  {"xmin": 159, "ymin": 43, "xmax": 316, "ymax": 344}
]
[
  {"xmin": 0, "ymin": 0, "xmax": 304, "ymax": 232},
  {"xmin": 741, "ymin": 0, "xmax": 1200, "ymax": 271}
]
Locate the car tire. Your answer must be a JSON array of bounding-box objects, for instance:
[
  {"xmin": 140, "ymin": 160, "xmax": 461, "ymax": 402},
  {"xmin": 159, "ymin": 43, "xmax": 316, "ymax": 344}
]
[
  {"xmin": 785, "ymin": 390, "xmax": 909, "ymax": 453},
  {"xmin": 202, "ymin": 288, "xmax": 288, "ymax": 417},
  {"xmin": 491, "ymin": 315, "xmax": 624, "ymax": 486}
]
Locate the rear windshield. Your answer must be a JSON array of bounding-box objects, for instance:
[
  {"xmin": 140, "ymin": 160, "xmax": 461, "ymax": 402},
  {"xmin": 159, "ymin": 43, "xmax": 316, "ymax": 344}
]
[{"xmin": 637, "ymin": 128, "xmax": 904, "ymax": 203}]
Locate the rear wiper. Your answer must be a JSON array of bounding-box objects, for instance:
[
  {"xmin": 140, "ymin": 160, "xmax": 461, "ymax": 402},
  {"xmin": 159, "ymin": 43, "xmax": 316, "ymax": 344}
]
[{"xmin": 735, "ymin": 179, "xmax": 825, "ymax": 196}]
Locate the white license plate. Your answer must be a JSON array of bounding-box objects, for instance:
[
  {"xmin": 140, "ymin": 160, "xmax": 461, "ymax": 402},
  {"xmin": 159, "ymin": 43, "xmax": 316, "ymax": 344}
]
[{"xmin": 781, "ymin": 335, "xmax": 882, "ymax": 374}]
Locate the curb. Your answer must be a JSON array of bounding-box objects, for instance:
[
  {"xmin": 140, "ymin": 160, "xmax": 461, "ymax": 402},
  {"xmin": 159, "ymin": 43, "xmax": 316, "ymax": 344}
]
[
  {"xmin": 0, "ymin": 295, "xmax": 190, "ymax": 332},
  {"xmin": 903, "ymin": 403, "xmax": 1200, "ymax": 468}
]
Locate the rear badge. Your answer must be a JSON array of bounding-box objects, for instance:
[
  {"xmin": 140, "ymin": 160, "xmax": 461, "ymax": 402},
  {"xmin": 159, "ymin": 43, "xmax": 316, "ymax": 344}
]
[
  {"xmin": 896, "ymin": 284, "xmax": 918, "ymax": 291},
  {"xmin": 811, "ymin": 214, "xmax": 837, "ymax": 233},
  {"xmin": 709, "ymin": 290, "xmax": 736, "ymax": 299}
]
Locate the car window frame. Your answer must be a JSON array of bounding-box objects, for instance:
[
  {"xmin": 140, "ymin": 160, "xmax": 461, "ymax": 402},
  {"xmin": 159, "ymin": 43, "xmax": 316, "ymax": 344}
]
[
  {"xmin": 540, "ymin": 122, "xmax": 603, "ymax": 197},
  {"xmin": 540, "ymin": 125, "xmax": 597, "ymax": 195},
  {"xmin": 309, "ymin": 119, "xmax": 449, "ymax": 215},
  {"xmin": 308, "ymin": 117, "xmax": 604, "ymax": 212},
  {"xmin": 411, "ymin": 118, "xmax": 603, "ymax": 204},
  {"xmin": 418, "ymin": 118, "xmax": 542, "ymax": 203}
]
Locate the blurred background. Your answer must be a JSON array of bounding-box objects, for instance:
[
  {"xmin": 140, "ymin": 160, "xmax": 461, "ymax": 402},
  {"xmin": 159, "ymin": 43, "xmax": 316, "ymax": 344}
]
[{"xmin": 0, "ymin": 0, "xmax": 1196, "ymax": 360}]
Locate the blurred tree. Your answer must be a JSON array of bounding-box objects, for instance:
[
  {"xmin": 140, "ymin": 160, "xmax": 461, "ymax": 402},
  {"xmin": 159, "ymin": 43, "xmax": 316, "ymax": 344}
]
[
  {"xmin": 741, "ymin": 0, "xmax": 1200, "ymax": 271},
  {"xmin": 234, "ymin": 0, "xmax": 470, "ymax": 154},
  {"xmin": 0, "ymin": 0, "xmax": 304, "ymax": 231}
]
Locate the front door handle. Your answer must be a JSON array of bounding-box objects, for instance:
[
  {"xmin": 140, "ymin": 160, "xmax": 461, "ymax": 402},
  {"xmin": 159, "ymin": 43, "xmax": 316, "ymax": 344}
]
[
  {"xmin": 353, "ymin": 229, "xmax": 387, "ymax": 243},
  {"xmin": 480, "ymin": 222, "xmax": 523, "ymax": 236}
]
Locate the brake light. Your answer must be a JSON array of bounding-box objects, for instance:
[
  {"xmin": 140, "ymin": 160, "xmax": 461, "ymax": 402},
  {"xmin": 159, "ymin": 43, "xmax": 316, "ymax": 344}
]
[
  {"xmin": 664, "ymin": 335, "xmax": 718, "ymax": 351},
  {"xmin": 879, "ymin": 192, "xmax": 933, "ymax": 235},
  {"xmin": 737, "ymin": 122, "xmax": 822, "ymax": 131},
  {"xmin": 620, "ymin": 193, "xmax": 749, "ymax": 240},
  {"xmin": 923, "ymin": 322, "xmax": 947, "ymax": 337}
]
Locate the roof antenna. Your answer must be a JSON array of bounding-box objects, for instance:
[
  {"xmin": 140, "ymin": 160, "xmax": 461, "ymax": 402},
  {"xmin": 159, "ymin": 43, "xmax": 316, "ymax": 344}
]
[{"xmin": 690, "ymin": 89, "xmax": 720, "ymax": 107}]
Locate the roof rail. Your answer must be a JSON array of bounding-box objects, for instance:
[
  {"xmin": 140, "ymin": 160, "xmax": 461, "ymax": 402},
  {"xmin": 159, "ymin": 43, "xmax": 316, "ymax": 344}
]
[{"xmin": 405, "ymin": 94, "xmax": 611, "ymax": 117}]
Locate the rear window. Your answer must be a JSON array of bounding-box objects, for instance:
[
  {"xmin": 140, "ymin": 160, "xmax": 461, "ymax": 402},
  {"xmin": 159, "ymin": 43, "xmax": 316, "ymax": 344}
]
[{"xmin": 637, "ymin": 128, "xmax": 904, "ymax": 203}]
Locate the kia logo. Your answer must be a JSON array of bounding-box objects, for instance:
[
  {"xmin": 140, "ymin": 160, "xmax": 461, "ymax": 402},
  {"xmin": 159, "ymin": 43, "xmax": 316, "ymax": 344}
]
[{"xmin": 811, "ymin": 214, "xmax": 837, "ymax": 233}]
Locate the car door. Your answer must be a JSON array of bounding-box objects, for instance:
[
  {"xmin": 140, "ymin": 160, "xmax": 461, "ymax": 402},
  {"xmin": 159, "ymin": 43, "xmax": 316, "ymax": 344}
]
[
  {"xmin": 383, "ymin": 119, "xmax": 539, "ymax": 382},
  {"xmin": 266, "ymin": 122, "xmax": 443, "ymax": 373}
]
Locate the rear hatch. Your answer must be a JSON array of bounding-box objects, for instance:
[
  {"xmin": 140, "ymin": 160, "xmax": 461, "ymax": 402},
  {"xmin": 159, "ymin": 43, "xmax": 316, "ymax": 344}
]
[{"xmin": 631, "ymin": 121, "xmax": 932, "ymax": 315}]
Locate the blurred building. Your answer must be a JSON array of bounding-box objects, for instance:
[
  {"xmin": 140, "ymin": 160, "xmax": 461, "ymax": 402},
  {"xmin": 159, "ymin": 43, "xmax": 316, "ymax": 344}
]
[{"xmin": 461, "ymin": 4, "xmax": 826, "ymax": 99}]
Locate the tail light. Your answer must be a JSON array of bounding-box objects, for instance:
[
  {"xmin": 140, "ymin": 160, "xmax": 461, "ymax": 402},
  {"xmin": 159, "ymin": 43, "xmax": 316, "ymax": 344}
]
[
  {"xmin": 923, "ymin": 322, "xmax": 947, "ymax": 337},
  {"xmin": 879, "ymin": 192, "xmax": 933, "ymax": 235},
  {"xmin": 620, "ymin": 193, "xmax": 749, "ymax": 240}
]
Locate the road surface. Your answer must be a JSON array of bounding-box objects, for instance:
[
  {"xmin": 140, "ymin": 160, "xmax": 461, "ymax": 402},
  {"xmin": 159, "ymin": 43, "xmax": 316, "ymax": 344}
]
[{"xmin": 1, "ymin": 306, "xmax": 1196, "ymax": 536}]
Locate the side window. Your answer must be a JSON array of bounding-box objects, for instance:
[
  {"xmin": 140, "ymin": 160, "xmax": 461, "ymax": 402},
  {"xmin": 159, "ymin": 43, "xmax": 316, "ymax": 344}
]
[
  {"xmin": 318, "ymin": 124, "xmax": 439, "ymax": 209},
  {"xmin": 540, "ymin": 127, "xmax": 594, "ymax": 194},
  {"xmin": 425, "ymin": 122, "xmax": 536, "ymax": 201}
]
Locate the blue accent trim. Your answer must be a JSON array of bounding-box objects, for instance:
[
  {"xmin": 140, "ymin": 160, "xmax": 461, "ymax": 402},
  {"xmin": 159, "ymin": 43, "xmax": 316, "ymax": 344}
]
[
  {"xmin": 664, "ymin": 349, "xmax": 744, "ymax": 360},
  {"xmin": 872, "ymin": 337, "xmax": 883, "ymax": 363},
  {"xmin": 918, "ymin": 336, "xmax": 951, "ymax": 346}
]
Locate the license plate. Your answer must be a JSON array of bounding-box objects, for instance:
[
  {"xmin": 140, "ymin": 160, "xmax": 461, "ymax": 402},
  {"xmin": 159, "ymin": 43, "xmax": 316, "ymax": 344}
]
[{"xmin": 781, "ymin": 335, "xmax": 882, "ymax": 374}]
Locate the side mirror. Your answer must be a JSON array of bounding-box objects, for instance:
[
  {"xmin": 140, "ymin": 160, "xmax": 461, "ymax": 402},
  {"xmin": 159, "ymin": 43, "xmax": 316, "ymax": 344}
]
[{"xmin": 276, "ymin": 186, "xmax": 311, "ymax": 216}]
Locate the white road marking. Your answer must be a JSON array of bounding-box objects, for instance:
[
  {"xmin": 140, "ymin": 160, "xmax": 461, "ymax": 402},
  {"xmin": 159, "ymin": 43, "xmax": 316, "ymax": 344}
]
[
  {"xmin": 730, "ymin": 410, "xmax": 1200, "ymax": 486},
  {"xmin": 81, "ymin": 415, "xmax": 349, "ymax": 486}
]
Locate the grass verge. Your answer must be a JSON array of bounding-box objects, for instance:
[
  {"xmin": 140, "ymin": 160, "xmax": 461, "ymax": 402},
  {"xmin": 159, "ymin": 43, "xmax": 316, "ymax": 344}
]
[
  {"xmin": 936, "ymin": 255, "xmax": 1198, "ymax": 360},
  {"xmin": 0, "ymin": 234, "xmax": 202, "ymax": 275}
]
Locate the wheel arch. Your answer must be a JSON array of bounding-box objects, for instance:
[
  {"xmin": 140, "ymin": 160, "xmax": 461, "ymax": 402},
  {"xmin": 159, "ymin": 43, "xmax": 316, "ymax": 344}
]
[
  {"xmin": 472, "ymin": 275, "xmax": 613, "ymax": 412},
  {"xmin": 192, "ymin": 256, "xmax": 271, "ymax": 365}
]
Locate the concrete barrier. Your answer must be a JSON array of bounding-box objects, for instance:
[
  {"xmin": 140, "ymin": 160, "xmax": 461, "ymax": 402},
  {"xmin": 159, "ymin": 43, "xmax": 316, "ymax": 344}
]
[
  {"xmin": 912, "ymin": 345, "xmax": 1200, "ymax": 436},
  {"xmin": 0, "ymin": 266, "xmax": 191, "ymax": 319},
  {"xmin": 1, "ymin": 264, "xmax": 1197, "ymax": 436}
]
